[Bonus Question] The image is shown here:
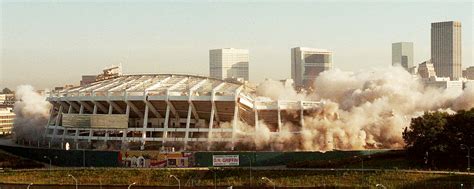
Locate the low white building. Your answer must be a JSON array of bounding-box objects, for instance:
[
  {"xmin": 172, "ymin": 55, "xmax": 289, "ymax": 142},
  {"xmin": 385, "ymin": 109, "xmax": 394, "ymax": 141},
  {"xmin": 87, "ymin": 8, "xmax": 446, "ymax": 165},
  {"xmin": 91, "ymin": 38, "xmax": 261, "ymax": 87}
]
[
  {"xmin": 422, "ymin": 76, "xmax": 463, "ymax": 91},
  {"xmin": 418, "ymin": 60, "xmax": 436, "ymax": 79},
  {"xmin": 0, "ymin": 107, "xmax": 14, "ymax": 135},
  {"xmin": 463, "ymin": 80, "xmax": 474, "ymax": 89},
  {"xmin": 0, "ymin": 94, "xmax": 15, "ymax": 106},
  {"xmin": 463, "ymin": 66, "xmax": 474, "ymax": 80}
]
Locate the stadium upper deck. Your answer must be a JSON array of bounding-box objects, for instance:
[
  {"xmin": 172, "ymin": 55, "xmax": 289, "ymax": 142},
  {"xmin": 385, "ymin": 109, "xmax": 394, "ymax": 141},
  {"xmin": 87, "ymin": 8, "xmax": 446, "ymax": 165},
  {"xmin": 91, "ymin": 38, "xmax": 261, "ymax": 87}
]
[{"xmin": 45, "ymin": 74, "xmax": 321, "ymax": 150}]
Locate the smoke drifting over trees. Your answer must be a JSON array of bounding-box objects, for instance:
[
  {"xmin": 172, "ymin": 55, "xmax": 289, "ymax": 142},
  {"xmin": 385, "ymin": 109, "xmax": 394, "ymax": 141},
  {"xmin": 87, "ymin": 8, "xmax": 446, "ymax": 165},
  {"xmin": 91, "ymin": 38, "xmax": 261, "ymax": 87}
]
[
  {"xmin": 245, "ymin": 67, "xmax": 474, "ymax": 151},
  {"xmin": 13, "ymin": 85, "xmax": 50, "ymax": 142}
]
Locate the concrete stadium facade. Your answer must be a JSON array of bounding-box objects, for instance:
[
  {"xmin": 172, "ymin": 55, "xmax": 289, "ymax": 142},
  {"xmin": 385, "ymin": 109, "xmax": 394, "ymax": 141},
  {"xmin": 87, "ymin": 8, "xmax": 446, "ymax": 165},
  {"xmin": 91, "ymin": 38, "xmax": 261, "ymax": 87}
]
[{"xmin": 45, "ymin": 74, "xmax": 321, "ymax": 151}]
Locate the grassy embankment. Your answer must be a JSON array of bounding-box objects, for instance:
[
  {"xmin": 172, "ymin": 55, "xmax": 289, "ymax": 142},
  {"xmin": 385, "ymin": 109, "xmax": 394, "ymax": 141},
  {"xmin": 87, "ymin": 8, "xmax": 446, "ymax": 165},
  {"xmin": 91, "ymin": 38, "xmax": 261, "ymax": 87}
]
[
  {"xmin": 0, "ymin": 148, "xmax": 472, "ymax": 188},
  {"xmin": 288, "ymin": 150, "xmax": 424, "ymax": 170},
  {"xmin": 0, "ymin": 168, "xmax": 472, "ymax": 188},
  {"xmin": 0, "ymin": 149, "xmax": 44, "ymax": 169}
]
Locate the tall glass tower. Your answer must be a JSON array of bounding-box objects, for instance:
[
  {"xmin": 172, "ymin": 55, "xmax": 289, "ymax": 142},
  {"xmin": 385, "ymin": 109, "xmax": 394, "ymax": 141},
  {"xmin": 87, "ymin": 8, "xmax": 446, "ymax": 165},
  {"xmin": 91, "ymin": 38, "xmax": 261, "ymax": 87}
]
[
  {"xmin": 392, "ymin": 42, "xmax": 414, "ymax": 70},
  {"xmin": 431, "ymin": 21, "xmax": 462, "ymax": 80}
]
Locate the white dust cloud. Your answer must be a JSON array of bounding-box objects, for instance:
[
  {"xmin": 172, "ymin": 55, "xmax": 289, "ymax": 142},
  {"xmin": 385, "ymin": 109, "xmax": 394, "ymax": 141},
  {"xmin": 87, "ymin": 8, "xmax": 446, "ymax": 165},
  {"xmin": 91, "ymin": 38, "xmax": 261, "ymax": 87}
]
[
  {"xmin": 12, "ymin": 67, "xmax": 474, "ymax": 152},
  {"xmin": 13, "ymin": 85, "xmax": 51, "ymax": 142},
  {"xmin": 235, "ymin": 66, "xmax": 474, "ymax": 151}
]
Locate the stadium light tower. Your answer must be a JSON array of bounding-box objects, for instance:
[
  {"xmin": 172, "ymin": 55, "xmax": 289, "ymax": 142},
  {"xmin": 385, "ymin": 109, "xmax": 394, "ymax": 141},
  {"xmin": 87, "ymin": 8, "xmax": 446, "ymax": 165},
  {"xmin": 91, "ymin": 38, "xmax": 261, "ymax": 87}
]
[
  {"xmin": 170, "ymin": 175, "xmax": 180, "ymax": 189},
  {"xmin": 261, "ymin": 177, "xmax": 275, "ymax": 189},
  {"xmin": 242, "ymin": 154, "xmax": 252, "ymax": 187},
  {"xmin": 460, "ymin": 144, "xmax": 473, "ymax": 173}
]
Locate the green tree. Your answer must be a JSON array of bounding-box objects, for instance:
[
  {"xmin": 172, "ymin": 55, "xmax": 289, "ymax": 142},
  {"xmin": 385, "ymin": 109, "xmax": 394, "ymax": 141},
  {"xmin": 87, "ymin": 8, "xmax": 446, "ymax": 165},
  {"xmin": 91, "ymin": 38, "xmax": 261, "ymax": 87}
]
[
  {"xmin": 403, "ymin": 111, "xmax": 449, "ymax": 167},
  {"xmin": 403, "ymin": 108, "xmax": 474, "ymax": 170},
  {"xmin": 444, "ymin": 109, "xmax": 474, "ymax": 169},
  {"xmin": 403, "ymin": 111, "xmax": 449, "ymax": 152},
  {"xmin": 445, "ymin": 109, "xmax": 474, "ymax": 146},
  {"xmin": 1, "ymin": 88, "xmax": 13, "ymax": 94}
]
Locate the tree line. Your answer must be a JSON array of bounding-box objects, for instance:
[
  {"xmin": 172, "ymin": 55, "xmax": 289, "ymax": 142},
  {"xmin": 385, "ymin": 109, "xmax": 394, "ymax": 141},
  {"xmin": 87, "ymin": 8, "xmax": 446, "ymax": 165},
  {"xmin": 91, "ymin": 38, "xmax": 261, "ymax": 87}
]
[{"xmin": 1, "ymin": 88, "xmax": 13, "ymax": 94}]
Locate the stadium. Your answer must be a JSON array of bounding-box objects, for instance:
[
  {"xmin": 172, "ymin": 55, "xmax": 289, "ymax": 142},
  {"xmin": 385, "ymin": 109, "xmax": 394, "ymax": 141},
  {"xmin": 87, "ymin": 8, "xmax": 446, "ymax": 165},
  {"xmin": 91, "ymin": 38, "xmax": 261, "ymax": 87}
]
[{"xmin": 44, "ymin": 74, "xmax": 322, "ymax": 151}]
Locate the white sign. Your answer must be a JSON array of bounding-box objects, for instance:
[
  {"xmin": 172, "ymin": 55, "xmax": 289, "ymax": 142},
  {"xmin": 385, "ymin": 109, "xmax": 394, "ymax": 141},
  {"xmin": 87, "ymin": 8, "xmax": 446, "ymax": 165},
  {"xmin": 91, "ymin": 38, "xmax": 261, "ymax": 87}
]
[{"xmin": 212, "ymin": 155, "xmax": 239, "ymax": 166}]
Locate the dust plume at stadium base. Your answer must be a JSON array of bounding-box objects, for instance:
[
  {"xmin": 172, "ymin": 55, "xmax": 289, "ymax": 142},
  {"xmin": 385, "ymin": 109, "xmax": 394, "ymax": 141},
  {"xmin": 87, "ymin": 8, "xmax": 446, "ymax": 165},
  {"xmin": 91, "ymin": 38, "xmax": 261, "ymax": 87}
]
[
  {"xmin": 12, "ymin": 85, "xmax": 51, "ymax": 142},
  {"xmin": 13, "ymin": 66, "xmax": 474, "ymax": 151}
]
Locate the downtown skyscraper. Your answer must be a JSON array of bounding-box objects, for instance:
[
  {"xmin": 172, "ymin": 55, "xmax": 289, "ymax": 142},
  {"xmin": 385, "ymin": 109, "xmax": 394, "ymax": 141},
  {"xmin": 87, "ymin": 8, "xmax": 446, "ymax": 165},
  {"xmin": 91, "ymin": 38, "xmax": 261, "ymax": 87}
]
[
  {"xmin": 209, "ymin": 48, "xmax": 249, "ymax": 82},
  {"xmin": 291, "ymin": 47, "xmax": 333, "ymax": 88},
  {"xmin": 431, "ymin": 21, "xmax": 462, "ymax": 80},
  {"xmin": 392, "ymin": 42, "xmax": 414, "ymax": 70}
]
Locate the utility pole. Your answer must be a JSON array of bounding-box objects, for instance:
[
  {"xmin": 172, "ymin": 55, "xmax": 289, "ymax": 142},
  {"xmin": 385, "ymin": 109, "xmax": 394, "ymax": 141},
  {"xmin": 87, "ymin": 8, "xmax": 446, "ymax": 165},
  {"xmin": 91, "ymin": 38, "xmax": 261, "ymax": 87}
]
[{"xmin": 460, "ymin": 144, "xmax": 472, "ymax": 174}]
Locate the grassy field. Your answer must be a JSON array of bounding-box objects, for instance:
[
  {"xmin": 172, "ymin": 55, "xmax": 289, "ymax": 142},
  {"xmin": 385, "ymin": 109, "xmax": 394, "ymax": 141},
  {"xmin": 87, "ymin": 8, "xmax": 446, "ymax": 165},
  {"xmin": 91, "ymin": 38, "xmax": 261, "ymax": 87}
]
[
  {"xmin": 288, "ymin": 150, "xmax": 425, "ymax": 170},
  {"xmin": 0, "ymin": 149, "xmax": 44, "ymax": 169},
  {"xmin": 0, "ymin": 168, "xmax": 472, "ymax": 188},
  {"xmin": 0, "ymin": 141, "xmax": 471, "ymax": 188}
]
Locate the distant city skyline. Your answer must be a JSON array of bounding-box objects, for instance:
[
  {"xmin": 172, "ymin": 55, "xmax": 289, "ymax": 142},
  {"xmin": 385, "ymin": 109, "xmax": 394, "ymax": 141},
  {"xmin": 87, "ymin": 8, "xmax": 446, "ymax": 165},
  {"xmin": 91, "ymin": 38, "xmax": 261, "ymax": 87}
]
[{"xmin": 1, "ymin": 1, "xmax": 472, "ymax": 89}]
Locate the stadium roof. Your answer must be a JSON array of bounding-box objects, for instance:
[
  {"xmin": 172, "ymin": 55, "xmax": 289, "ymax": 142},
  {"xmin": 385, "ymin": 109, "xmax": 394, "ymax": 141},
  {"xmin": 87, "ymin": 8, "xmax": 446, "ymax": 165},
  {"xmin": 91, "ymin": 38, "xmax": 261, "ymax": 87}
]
[{"xmin": 51, "ymin": 74, "xmax": 247, "ymax": 98}]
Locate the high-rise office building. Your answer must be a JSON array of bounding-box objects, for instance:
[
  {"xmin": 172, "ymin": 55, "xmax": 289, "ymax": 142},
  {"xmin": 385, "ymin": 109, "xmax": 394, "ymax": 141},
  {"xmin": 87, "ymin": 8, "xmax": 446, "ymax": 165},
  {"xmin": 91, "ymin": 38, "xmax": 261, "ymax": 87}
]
[
  {"xmin": 431, "ymin": 21, "xmax": 462, "ymax": 80},
  {"xmin": 392, "ymin": 42, "xmax": 414, "ymax": 70},
  {"xmin": 463, "ymin": 66, "xmax": 474, "ymax": 80},
  {"xmin": 291, "ymin": 47, "xmax": 332, "ymax": 87},
  {"xmin": 417, "ymin": 60, "xmax": 436, "ymax": 79},
  {"xmin": 209, "ymin": 48, "xmax": 249, "ymax": 82}
]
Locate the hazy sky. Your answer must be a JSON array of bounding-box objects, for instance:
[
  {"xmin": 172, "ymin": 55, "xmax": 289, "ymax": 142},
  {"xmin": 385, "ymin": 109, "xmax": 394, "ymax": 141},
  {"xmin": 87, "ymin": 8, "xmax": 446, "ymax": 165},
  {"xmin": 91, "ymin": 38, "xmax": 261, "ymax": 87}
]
[{"xmin": 1, "ymin": 0, "xmax": 472, "ymax": 89}]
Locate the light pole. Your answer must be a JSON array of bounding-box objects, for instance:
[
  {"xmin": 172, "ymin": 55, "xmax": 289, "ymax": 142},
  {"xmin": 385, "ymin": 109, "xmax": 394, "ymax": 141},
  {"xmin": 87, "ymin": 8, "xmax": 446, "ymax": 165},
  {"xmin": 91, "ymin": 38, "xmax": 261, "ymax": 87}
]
[
  {"xmin": 261, "ymin": 177, "xmax": 275, "ymax": 189},
  {"xmin": 68, "ymin": 174, "xmax": 78, "ymax": 189},
  {"xmin": 99, "ymin": 177, "xmax": 102, "ymax": 189},
  {"xmin": 83, "ymin": 149, "xmax": 86, "ymax": 167},
  {"xmin": 243, "ymin": 154, "xmax": 252, "ymax": 187},
  {"xmin": 27, "ymin": 183, "xmax": 33, "ymax": 189},
  {"xmin": 460, "ymin": 144, "xmax": 473, "ymax": 173},
  {"xmin": 127, "ymin": 182, "xmax": 136, "ymax": 189},
  {"xmin": 170, "ymin": 175, "xmax": 181, "ymax": 189},
  {"xmin": 424, "ymin": 151, "xmax": 429, "ymax": 166},
  {"xmin": 212, "ymin": 168, "xmax": 217, "ymax": 189},
  {"xmin": 376, "ymin": 184, "xmax": 386, "ymax": 188},
  {"xmin": 354, "ymin": 156, "xmax": 363, "ymax": 170},
  {"xmin": 43, "ymin": 156, "xmax": 51, "ymax": 169},
  {"xmin": 43, "ymin": 155, "xmax": 57, "ymax": 170}
]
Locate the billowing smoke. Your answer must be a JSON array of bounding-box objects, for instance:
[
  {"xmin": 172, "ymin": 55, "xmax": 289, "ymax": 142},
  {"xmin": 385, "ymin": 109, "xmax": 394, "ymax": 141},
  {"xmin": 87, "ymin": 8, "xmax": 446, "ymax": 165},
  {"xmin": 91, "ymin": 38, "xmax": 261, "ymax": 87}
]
[
  {"xmin": 452, "ymin": 84, "xmax": 474, "ymax": 110},
  {"xmin": 256, "ymin": 79, "xmax": 307, "ymax": 101},
  {"xmin": 10, "ymin": 68, "xmax": 474, "ymax": 152},
  {"xmin": 238, "ymin": 66, "xmax": 474, "ymax": 151},
  {"xmin": 13, "ymin": 85, "xmax": 51, "ymax": 142}
]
